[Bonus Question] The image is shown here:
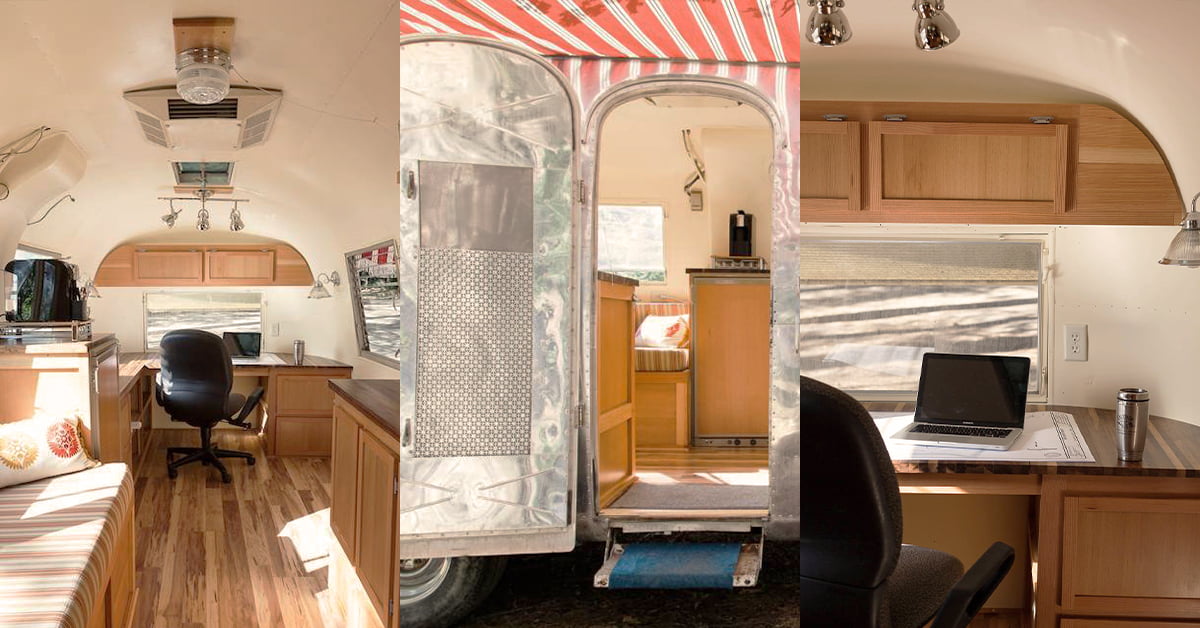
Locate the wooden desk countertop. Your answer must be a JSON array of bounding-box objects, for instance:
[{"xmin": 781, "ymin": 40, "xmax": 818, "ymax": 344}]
[
  {"xmin": 329, "ymin": 379, "xmax": 399, "ymax": 441},
  {"xmin": 0, "ymin": 332, "xmax": 117, "ymax": 356},
  {"xmin": 866, "ymin": 403, "xmax": 1200, "ymax": 479},
  {"xmin": 118, "ymin": 351, "xmax": 353, "ymax": 397}
]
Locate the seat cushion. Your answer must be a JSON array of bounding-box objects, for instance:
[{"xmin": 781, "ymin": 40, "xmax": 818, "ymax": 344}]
[
  {"xmin": 886, "ymin": 544, "xmax": 964, "ymax": 628},
  {"xmin": 0, "ymin": 463, "xmax": 133, "ymax": 628},
  {"xmin": 635, "ymin": 347, "xmax": 689, "ymax": 372}
]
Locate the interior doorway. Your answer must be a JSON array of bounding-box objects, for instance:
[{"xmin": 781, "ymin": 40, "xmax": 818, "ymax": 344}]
[{"xmin": 592, "ymin": 90, "xmax": 775, "ymax": 513}]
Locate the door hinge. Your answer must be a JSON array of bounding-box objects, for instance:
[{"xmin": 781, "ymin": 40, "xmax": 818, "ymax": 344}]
[
  {"xmin": 393, "ymin": 476, "xmax": 399, "ymax": 496},
  {"xmin": 573, "ymin": 404, "xmax": 585, "ymax": 429},
  {"xmin": 577, "ymin": 180, "xmax": 586, "ymax": 205},
  {"xmin": 389, "ymin": 599, "xmax": 394, "ymax": 616}
]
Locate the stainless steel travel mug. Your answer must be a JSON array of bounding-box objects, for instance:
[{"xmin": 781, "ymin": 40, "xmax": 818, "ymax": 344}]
[
  {"xmin": 1116, "ymin": 388, "xmax": 1150, "ymax": 461},
  {"xmin": 293, "ymin": 339, "xmax": 306, "ymax": 365}
]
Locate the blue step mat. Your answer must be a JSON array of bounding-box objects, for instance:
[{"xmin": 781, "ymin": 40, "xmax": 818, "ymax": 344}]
[{"xmin": 608, "ymin": 543, "xmax": 742, "ymax": 589}]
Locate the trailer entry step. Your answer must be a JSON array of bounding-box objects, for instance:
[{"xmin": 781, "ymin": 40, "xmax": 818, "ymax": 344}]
[{"xmin": 594, "ymin": 542, "xmax": 762, "ymax": 589}]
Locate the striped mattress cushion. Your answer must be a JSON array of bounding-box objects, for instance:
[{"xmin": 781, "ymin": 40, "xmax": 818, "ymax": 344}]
[
  {"xmin": 635, "ymin": 347, "xmax": 690, "ymax": 372},
  {"xmin": 634, "ymin": 301, "xmax": 689, "ymax": 325},
  {"xmin": 0, "ymin": 463, "xmax": 132, "ymax": 628}
]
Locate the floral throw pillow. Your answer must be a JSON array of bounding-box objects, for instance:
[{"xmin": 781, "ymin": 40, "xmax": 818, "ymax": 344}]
[
  {"xmin": 0, "ymin": 414, "xmax": 98, "ymax": 489},
  {"xmin": 635, "ymin": 314, "xmax": 691, "ymax": 348}
]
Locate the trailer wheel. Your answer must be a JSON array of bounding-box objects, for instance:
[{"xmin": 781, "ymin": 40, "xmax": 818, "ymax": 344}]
[{"xmin": 399, "ymin": 555, "xmax": 506, "ymax": 628}]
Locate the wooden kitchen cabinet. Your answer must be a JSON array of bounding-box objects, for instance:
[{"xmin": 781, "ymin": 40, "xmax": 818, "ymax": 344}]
[
  {"xmin": 132, "ymin": 248, "xmax": 205, "ymax": 284},
  {"xmin": 596, "ymin": 274, "xmax": 636, "ymax": 508},
  {"xmin": 356, "ymin": 429, "xmax": 399, "ymax": 622},
  {"xmin": 269, "ymin": 369, "xmax": 350, "ymax": 456},
  {"xmin": 800, "ymin": 120, "xmax": 861, "ymax": 213},
  {"xmin": 330, "ymin": 409, "xmax": 360, "ymax": 552},
  {"xmin": 205, "ymin": 248, "xmax": 276, "ymax": 284},
  {"xmin": 868, "ymin": 120, "xmax": 1069, "ymax": 221}
]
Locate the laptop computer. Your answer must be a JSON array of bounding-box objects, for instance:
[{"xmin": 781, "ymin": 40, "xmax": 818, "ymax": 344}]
[
  {"xmin": 223, "ymin": 332, "xmax": 263, "ymax": 364},
  {"xmin": 892, "ymin": 352, "xmax": 1031, "ymax": 451}
]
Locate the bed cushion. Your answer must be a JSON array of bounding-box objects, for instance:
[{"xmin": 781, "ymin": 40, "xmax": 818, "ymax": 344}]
[
  {"xmin": 0, "ymin": 463, "xmax": 133, "ymax": 628},
  {"xmin": 0, "ymin": 415, "xmax": 98, "ymax": 490},
  {"xmin": 635, "ymin": 346, "xmax": 690, "ymax": 372},
  {"xmin": 635, "ymin": 314, "xmax": 690, "ymax": 349}
]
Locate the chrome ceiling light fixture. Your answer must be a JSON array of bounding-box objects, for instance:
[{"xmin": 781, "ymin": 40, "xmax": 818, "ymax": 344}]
[
  {"xmin": 229, "ymin": 201, "xmax": 245, "ymax": 232},
  {"xmin": 914, "ymin": 0, "xmax": 959, "ymax": 50},
  {"xmin": 161, "ymin": 199, "xmax": 182, "ymax": 228},
  {"xmin": 176, "ymin": 47, "xmax": 232, "ymax": 105},
  {"xmin": 806, "ymin": 0, "xmax": 852, "ymax": 47},
  {"xmin": 158, "ymin": 167, "xmax": 249, "ymax": 231},
  {"xmin": 1160, "ymin": 192, "xmax": 1200, "ymax": 267}
]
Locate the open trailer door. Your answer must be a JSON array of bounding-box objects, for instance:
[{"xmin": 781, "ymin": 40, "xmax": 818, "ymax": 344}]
[{"xmin": 397, "ymin": 37, "xmax": 579, "ymax": 558}]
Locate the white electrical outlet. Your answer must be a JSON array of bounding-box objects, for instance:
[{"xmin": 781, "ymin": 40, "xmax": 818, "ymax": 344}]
[
  {"xmin": 271, "ymin": 323, "xmax": 281, "ymax": 337},
  {"xmin": 1064, "ymin": 324, "xmax": 1088, "ymax": 361}
]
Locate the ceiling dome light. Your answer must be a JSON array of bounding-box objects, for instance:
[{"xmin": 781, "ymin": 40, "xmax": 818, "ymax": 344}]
[
  {"xmin": 914, "ymin": 0, "xmax": 959, "ymax": 50},
  {"xmin": 176, "ymin": 48, "xmax": 231, "ymax": 105},
  {"xmin": 806, "ymin": 0, "xmax": 852, "ymax": 47}
]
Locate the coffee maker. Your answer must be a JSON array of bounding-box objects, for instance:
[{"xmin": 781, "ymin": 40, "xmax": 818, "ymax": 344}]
[
  {"xmin": 3, "ymin": 259, "xmax": 87, "ymax": 322},
  {"xmin": 729, "ymin": 210, "xmax": 753, "ymax": 257}
]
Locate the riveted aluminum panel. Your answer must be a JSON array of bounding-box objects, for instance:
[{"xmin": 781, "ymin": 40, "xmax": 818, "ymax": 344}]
[{"xmin": 399, "ymin": 38, "xmax": 578, "ymax": 555}]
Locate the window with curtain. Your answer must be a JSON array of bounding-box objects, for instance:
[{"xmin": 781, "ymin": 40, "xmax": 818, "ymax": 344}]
[
  {"xmin": 799, "ymin": 238, "xmax": 1045, "ymax": 396},
  {"xmin": 144, "ymin": 292, "xmax": 263, "ymax": 351},
  {"xmin": 597, "ymin": 203, "xmax": 667, "ymax": 283}
]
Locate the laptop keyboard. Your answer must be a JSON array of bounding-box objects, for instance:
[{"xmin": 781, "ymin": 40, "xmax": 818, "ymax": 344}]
[{"xmin": 911, "ymin": 424, "xmax": 1013, "ymax": 439}]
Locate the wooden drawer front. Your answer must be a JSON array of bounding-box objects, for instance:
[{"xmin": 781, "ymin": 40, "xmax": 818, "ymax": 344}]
[
  {"xmin": 207, "ymin": 249, "xmax": 276, "ymax": 284},
  {"xmin": 275, "ymin": 416, "xmax": 333, "ymax": 456},
  {"xmin": 133, "ymin": 250, "xmax": 203, "ymax": 283},
  {"xmin": 275, "ymin": 374, "xmax": 337, "ymax": 416},
  {"xmin": 1062, "ymin": 496, "xmax": 1200, "ymax": 616},
  {"xmin": 869, "ymin": 121, "xmax": 1068, "ymax": 217},
  {"xmin": 800, "ymin": 120, "xmax": 861, "ymax": 212}
]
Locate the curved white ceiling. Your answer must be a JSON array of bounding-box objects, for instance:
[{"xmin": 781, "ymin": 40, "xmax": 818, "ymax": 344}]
[
  {"xmin": 0, "ymin": 0, "xmax": 399, "ymax": 271},
  {"xmin": 801, "ymin": 0, "xmax": 1197, "ymax": 206}
]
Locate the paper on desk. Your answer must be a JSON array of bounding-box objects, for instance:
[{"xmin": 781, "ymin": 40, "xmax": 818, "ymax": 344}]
[{"xmin": 872, "ymin": 411, "xmax": 1096, "ymax": 462}]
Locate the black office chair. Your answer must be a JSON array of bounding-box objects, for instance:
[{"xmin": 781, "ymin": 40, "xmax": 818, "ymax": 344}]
[
  {"xmin": 799, "ymin": 375, "xmax": 1015, "ymax": 628},
  {"xmin": 157, "ymin": 329, "xmax": 262, "ymax": 483}
]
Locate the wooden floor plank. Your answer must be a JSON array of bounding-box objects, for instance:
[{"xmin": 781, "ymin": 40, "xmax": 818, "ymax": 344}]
[{"xmin": 133, "ymin": 429, "xmax": 345, "ymax": 627}]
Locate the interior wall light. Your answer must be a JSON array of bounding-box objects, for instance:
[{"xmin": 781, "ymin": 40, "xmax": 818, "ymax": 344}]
[
  {"xmin": 806, "ymin": 0, "xmax": 852, "ymax": 47},
  {"xmin": 1160, "ymin": 192, "xmax": 1200, "ymax": 266},
  {"xmin": 83, "ymin": 279, "xmax": 101, "ymax": 299},
  {"xmin": 914, "ymin": 0, "xmax": 959, "ymax": 51},
  {"xmin": 229, "ymin": 202, "xmax": 245, "ymax": 232},
  {"xmin": 308, "ymin": 271, "xmax": 341, "ymax": 299}
]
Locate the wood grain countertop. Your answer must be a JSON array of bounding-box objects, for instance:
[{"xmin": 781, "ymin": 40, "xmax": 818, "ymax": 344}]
[
  {"xmin": 685, "ymin": 268, "xmax": 770, "ymax": 276},
  {"xmin": 118, "ymin": 351, "xmax": 353, "ymax": 397},
  {"xmin": 0, "ymin": 332, "xmax": 117, "ymax": 355},
  {"xmin": 329, "ymin": 379, "xmax": 399, "ymax": 441},
  {"xmin": 866, "ymin": 402, "xmax": 1200, "ymax": 478}
]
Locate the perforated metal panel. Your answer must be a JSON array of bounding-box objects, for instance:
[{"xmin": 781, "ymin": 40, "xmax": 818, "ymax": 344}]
[{"xmin": 415, "ymin": 248, "xmax": 533, "ymax": 457}]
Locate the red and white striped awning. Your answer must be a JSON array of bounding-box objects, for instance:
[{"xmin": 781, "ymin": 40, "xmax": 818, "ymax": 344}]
[{"xmin": 399, "ymin": 0, "xmax": 801, "ymax": 64}]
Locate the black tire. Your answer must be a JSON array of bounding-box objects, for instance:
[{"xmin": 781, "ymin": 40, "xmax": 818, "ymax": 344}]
[{"xmin": 399, "ymin": 555, "xmax": 506, "ymax": 628}]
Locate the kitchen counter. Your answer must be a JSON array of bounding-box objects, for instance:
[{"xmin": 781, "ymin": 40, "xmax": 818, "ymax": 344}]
[
  {"xmin": 329, "ymin": 379, "xmax": 399, "ymax": 441},
  {"xmin": 0, "ymin": 332, "xmax": 117, "ymax": 355},
  {"xmin": 118, "ymin": 351, "xmax": 353, "ymax": 397},
  {"xmin": 685, "ymin": 268, "xmax": 769, "ymax": 275},
  {"xmin": 597, "ymin": 271, "xmax": 639, "ymax": 286}
]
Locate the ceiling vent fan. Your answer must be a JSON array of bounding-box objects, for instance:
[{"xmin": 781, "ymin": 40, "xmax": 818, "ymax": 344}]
[{"xmin": 123, "ymin": 18, "xmax": 282, "ymax": 151}]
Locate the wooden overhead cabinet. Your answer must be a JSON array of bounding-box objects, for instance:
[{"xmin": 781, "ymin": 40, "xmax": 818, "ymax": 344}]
[
  {"xmin": 800, "ymin": 120, "xmax": 861, "ymax": 213},
  {"xmin": 132, "ymin": 248, "xmax": 204, "ymax": 284},
  {"xmin": 868, "ymin": 120, "xmax": 1069, "ymax": 222},
  {"xmin": 206, "ymin": 248, "xmax": 276, "ymax": 284},
  {"xmin": 96, "ymin": 242, "xmax": 313, "ymax": 286}
]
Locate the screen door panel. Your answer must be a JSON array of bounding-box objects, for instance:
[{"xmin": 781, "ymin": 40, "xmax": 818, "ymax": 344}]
[{"xmin": 399, "ymin": 40, "xmax": 576, "ymax": 546}]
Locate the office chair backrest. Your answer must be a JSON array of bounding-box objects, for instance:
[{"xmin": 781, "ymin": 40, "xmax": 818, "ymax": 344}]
[
  {"xmin": 799, "ymin": 375, "xmax": 903, "ymax": 589},
  {"xmin": 158, "ymin": 329, "xmax": 235, "ymax": 422}
]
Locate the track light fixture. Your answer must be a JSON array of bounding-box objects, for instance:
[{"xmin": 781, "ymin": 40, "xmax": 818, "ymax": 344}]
[
  {"xmin": 914, "ymin": 0, "xmax": 959, "ymax": 51},
  {"xmin": 806, "ymin": 0, "xmax": 852, "ymax": 47},
  {"xmin": 229, "ymin": 202, "xmax": 245, "ymax": 232},
  {"xmin": 159, "ymin": 168, "xmax": 248, "ymax": 232}
]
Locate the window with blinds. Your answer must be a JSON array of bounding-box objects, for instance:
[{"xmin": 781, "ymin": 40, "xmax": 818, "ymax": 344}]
[{"xmin": 799, "ymin": 238, "xmax": 1045, "ymax": 396}]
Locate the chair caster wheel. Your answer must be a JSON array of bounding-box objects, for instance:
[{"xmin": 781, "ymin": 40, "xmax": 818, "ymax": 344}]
[
  {"xmin": 220, "ymin": 472, "xmax": 232, "ymax": 484},
  {"xmin": 167, "ymin": 467, "xmax": 178, "ymax": 479},
  {"xmin": 247, "ymin": 458, "xmax": 256, "ymax": 466}
]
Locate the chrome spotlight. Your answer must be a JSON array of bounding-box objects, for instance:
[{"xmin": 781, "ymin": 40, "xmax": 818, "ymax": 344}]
[
  {"xmin": 196, "ymin": 207, "xmax": 211, "ymax": 231},
  {"xmin": 914, "ymin": 0, "xmax": 959, "ymax": 50},
  {"xmin": 806, "ymin": 0, "xmax": 852, "ymax": 47},
  {"xmin": 229, "ymin": 203, "xmax": 245, "ymax": 232},
  {"xmin": 162, "ymin": 200, "xmax": 181, "ymax": 228}
]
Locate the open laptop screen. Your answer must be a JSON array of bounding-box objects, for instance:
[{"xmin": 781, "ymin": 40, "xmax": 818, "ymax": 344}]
[
  {"xmin": 222, "ymin": 332, "xmax": 262, "ymax": 358},
  {"xmin": 914, "ymin": 353, "xmax": 1030, "ymax": 427}
]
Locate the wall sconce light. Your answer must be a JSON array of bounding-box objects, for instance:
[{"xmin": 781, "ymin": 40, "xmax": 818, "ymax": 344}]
[
  {"xmin": 308, "ymin": 271, "xmax": 341, "ymax": 299},
  {"xmin": 1160, "ymin": 192, "xmax": 1200, "ymax": 267},
  {"xmin": 82, "ymin": 279, "xmax": 100, "ymax": 299}
]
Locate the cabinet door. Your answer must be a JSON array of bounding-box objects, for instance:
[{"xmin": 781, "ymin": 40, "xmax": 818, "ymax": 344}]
[
  {"xmin": 1060, "ymin": 496, "xmax": 1200, "ymax": 617},
  {"xmin": 330, "ymin": 407, "xmax": 360, "ymax": 554},
  {"xmin": 868, "ymin": 121, "xmax": 1069, "ymax": 221},
  {"xmin": 132, "ymin": 249, "xmax": 204, "ymax": 284},
  {"xmin": 275, "ymin": 374, "xmax": 337, "ymax": 416},
  {"xmin": 692, "ymin": 278, "xmax": 771, "ymax": 439},
  {"xmin": 356, "ymin": 430, "xmax": 398, "ymax": 623},
  {"xmin": 206, "ymin": 249, "xmax": 276, "ymax": 284},
  {"xmin": 596, "ymin": 280, "xmax": 636, "ymax": 508},
  {"xmin": 800, "ymin": 120, "xmax": 861, "ymax": 215}
]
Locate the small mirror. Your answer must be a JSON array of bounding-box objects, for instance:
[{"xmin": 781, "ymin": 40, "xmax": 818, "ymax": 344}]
[{"xmin": 345, "ymin": 240, "xmax": 401, "ymax": 367}]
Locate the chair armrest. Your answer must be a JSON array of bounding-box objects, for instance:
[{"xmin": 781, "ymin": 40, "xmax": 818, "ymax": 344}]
[
  {"xmin": 228, "ymin": 387, "xmax": 265, "ymax": 429},
  {"xmin": 929, "ymin": 542, "xmax": 1015, "ymax": 628}
]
